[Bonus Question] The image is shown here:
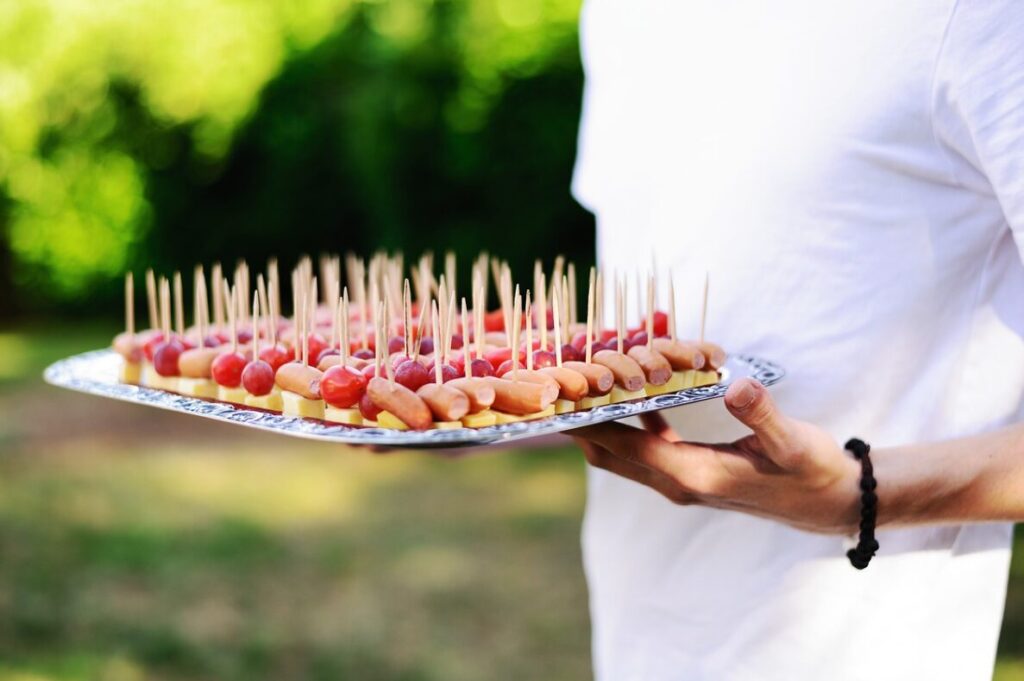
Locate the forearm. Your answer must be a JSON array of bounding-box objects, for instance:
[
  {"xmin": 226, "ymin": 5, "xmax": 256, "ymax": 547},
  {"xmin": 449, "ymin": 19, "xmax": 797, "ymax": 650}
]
[{"xmin": 875, "ymin": 423, "xmax": 1024, "ymax": 527}]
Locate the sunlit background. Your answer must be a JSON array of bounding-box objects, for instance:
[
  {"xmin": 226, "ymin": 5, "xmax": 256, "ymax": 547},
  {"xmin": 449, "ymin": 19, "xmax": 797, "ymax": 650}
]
[{"xmin": 0, "ymin": 1, "xmax": 1021, "ymax": 679}]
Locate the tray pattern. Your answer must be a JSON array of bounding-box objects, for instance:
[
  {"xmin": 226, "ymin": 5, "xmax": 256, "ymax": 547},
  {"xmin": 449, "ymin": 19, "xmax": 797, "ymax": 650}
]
[{"xmin": 44, "ymin": 350, "xmax": 784, "ymax": 447}]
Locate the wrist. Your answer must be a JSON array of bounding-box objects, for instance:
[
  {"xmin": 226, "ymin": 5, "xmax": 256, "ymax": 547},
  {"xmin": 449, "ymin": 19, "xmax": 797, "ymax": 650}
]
[{"xmin": 870, "ymin": 442, "xmax": 971, "ymax": 528}]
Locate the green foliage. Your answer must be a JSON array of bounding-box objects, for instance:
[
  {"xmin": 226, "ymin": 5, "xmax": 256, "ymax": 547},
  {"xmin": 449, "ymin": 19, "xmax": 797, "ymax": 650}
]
[{"xmin": 0, "ymin": 0, "xmax": 592, "ymax": 314}]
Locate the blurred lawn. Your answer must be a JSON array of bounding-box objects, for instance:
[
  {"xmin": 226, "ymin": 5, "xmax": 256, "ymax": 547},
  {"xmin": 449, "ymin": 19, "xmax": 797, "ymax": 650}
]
[{"xmin": 0, "ymin": 324, "xmax": 1021, "ymax": 680}]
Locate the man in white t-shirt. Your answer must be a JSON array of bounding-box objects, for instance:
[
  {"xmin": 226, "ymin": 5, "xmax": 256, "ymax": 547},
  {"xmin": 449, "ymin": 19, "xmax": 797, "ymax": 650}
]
[{"xmin": 570, "ymin": 2, "xmax": 1024, "ymax": 680}]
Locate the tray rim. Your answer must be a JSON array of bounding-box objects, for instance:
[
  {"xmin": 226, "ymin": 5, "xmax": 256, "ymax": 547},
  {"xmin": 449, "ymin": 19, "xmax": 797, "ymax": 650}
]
[{"xmin": 43, "ymin": 349, "xmax": 785, "ymax": 447}]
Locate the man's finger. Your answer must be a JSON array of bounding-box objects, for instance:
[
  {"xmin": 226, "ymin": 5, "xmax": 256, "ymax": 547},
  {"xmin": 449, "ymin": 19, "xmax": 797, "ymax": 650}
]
[
  {"xmin": 574, "ymin": 439, "xmax": 695, "ymax": 504},
  {"xmin": 573, "ymin": 422, "xmax": 723, "ymax": 495},
  {"xmin": 639, "ymin": 412, "xmax": 681, "ymax": 442},
  {"xmin": 724, "ymin": 378, "xmax": 798, "ymax": 468}
]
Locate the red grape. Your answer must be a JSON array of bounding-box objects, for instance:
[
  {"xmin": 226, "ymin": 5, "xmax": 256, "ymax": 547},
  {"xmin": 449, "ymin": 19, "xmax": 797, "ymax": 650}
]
[
  {"xmin": 395, "ymin": 361, "xmax": 430, "ymax": 392},
  {"xmin": 467, "ymin": 358, "xmax": 494, "ymax": 378},
  {"xmin": 484, "ymin": 309, "xmax": 506, "ymax": 332},
  {"xmin": 143, "ymin": 332, "xmax": 167, "ymax": 362},
  {"xmin": 153, "ymin": 342, "xmax": 182, "ymax": 376},
  {"xmin": 242, "ymin": 360, "xmax": 275, "ymax": 396},
  {"xmin": 485, "ymin": 346, "xmax": 514, "ymax": 371},
  {"xmin": 496, "ymin": 359, "xmax": 526, "ymax": 377},
  {"xmin": 449, "ymin": 352, "xmax": 465, "ymax": 375},
  {"xmin": 259, "ymin": 345, "xmax": 292, "ymax": 372},
  {"xmin": 316, "ymin": 348, "xmax": 339, "ymax": 365},
  {"xmin": 653, "ymin": 311, "xmax": 668, "ymax": 337},
  {"xmin": 449, "ymin": 333, "xmax": 464, "ymax": 350},
  {"xmin": 418, "ymin": 337, "xmax": 435, "ymax": 356},
  {"xmin": 561, "ymin": 343, "xmax": 582, "ymax": 362},
  {"xmin": 359, "ymin": 392, "xmax": 383, "ymax": 421},
  {"xmin": 426, "ymin": 362, "xmax": 460, "ymax": 383},
  {"xmin": 211, "ymin": 351, "xmax": 247, "ymax": 387},
  {"xmin": 353, "ymin": 348, "xmax": 375, "ymax": 360},
  {"xmin": 387, "ymin": 336, "xmax": 406, "ymax": 355},
  {"xmin": 532, "ymin": 349, "xmax": 557, "ymax": 369},
  {"xmin": 305, "ymin": 333, "xmax": 328, "ymax": 364},
  {"xmin": 321, "ymin": 365, "xmax": 368, "ymax": 408}
]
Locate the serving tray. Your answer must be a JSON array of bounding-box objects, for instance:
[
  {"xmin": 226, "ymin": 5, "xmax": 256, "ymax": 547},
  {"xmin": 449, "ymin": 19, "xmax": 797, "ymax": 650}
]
[{"xmin": 44, "ymin": 350, "xmax": 784, "ymax": 448}]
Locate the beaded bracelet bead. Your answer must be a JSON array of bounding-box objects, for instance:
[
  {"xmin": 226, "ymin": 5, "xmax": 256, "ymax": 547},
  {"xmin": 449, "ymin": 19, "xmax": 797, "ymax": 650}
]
[{"xmin": 845, "ymin": 438, "xmax": 879, "ymax": 570}]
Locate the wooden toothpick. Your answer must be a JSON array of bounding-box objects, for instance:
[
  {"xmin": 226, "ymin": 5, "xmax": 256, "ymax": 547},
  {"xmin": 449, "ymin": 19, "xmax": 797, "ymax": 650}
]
[
  {"xmin": 615, "ymin": 275, "xmax": 623, "ymax": 354},
  {"xmin": 145, "ymin": 269, "xmax": 157, "ymax": 331},
  {"xmin": 432, "ymin": 300, "xmax": 442, "ymax": 385},
  {"xmin": 552, "ymin": 281, "xmax": 563, "ymax": 368},
  {"xmin": 567, "ymin": 262, "xmax": 577, "ymax": 325},
  {"xmin": 700, "ymin": 272, "xmax": 709, "ymax": 344},
  {"xmin": 445, "ymin": 251, "xmax": 456, "ymax": 301},
  {"xmin": 329, "ymin": 279, "xmax": 339, "ymax": 351},
  {"xmin": 341, "ymin": 288, "xmax": 350, "ymax": 366},
  {"xmin": 173, "ymin": 272, "xmax": 184, "ymax": 339},
  {"xmin": 511, "ymin": 286, "xmax": 521, "ymax": 382},
  {"xmin": 382, "ymin": 302, "xmax": 396, "ymax": 389},
  {"xmin": 443, "ymin": 291, "xmax": 456, "ymax": 366},
  {"xmin": 474, "ymin": 278, "xmax": 485, "ymax": 360},
  {"xmin": 585, "ymin": 267, "xmax": 595, "ymax": 364},
  {"xmin": 373, "ymin": 301, "xmax": 383, "ymax": 379},
  {"xmin": 537, "ymin": 269, "xmax": 548, "ymax": 351},
  {"xmin": 403, "ymin": 278, "xmax": 412, "ymax": 357},
  {"xmin": 252, "ymin": 291, "xmax": 261, "ymax": 360},
  {"xmin": 160, "ymin": 277, "xmax": 171, "ymax": 340},
  {"xmin": 561, "ymin": 274, "xmax": 570, "ymax": 344},
  {"xmin": 301, "ymin": 280, "xmax": 309, "ymax": 367},
  {"xmin": 212, "ymin": 263, "xmax": 224, "ymax": 331},
  {"xmin": 413, "ymin": 293, "xmax": 430, "ymax": 361},
  {"xmin": 461, "ymin": 297, "xmax": 472, "ymax": 378},
  {"xmin": 223, "ymin": 281, "xmax": 237, "ymax": 354},
  {"xmin": 646, "ymin": 273, "xmax": 655, "ymax": 350},
  {"xmin": 668, "ymin": 271, "xmax": 677, "ymax": 342},
  {"xmin": 125, "ymin": 272, "xmax": 135, "ymax": 340},
  {"xmin": 525, "ymin": 291, "xmax": 534, "ymax": 371}
]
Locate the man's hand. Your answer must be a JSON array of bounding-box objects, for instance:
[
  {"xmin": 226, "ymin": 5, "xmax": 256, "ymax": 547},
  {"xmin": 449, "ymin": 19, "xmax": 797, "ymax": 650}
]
[{"xmin": 573, "ymin": 378, "xmax": 862, "ymax": 534}]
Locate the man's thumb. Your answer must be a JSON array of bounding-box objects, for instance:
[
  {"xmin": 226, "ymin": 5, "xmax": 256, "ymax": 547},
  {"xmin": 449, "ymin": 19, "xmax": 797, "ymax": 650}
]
[{"xmin": 724, "ymin": 379, "xmax": 795, "ymax": 465}]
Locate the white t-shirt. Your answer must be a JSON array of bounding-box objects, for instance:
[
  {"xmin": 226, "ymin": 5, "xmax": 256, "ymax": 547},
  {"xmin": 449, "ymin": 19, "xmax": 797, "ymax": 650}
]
[{"xmin": 572, "ymin": 2, "xmax": 1024, "ymax": 680}]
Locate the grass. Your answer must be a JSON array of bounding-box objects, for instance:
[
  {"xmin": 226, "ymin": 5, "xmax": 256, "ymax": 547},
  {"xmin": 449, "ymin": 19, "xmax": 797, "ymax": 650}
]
[{"xmin": 0, "ymin": 323, "xmax": 1021, "ymax": 679}]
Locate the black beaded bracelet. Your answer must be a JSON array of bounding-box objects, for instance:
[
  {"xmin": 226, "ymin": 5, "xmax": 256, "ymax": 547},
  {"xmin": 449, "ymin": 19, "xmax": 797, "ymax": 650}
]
[{"xmin": 845, "ymin": 438, "xmax": 879, "ymax": 570}]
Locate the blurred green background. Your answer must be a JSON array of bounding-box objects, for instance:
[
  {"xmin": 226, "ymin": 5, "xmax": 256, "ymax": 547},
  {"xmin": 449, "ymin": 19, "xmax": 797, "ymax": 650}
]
[{"xmin": 0, "ymin": 1, "xmax": 1021, "ymax": 680}]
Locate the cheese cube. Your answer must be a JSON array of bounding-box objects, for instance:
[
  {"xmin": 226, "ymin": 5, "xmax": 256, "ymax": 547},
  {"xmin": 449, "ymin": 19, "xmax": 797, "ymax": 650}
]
[
  {"xmin": 246, "ymin": 391, "xmax": 284, "ymax": 412},
  {"xmin": 495, "ymin": 405, "xmax": 556, "ymax": 424},
  {"xmin": 461, "ymin": 410, "xmax": 498, "ymax": 428},
  {"xmin": 323, "ymin": 406, "xmax": 362, "ymax": 425},
  {"xmin": 554, "ymin": 399, "xmax": 576, "ymax": 414},
  {"xmin": 694, "ymin": 370, "xmax": 720, "ymax": 387},
  {"xmin": 218, "ymin": 386, "xmax": 250, "ymax": 404},
  {"xmin": 281, "ymin": 390, "xmax": 325, "ymax": 418},
  {"xmin": 142, "ymin": 367, "xmax": 179, "ymax": 393},
  {"xmin": 377, "ymin": 411, "xmax": 409, "ymax": 430},
  {"xmin": 119, "ymin": 361, "xmax": 142, "ymax": 385},
  {"xmin": 645, "ymin": 371, "xmax": 687, "ymax": 397},
  {"xmin": 178, "ymin": 377, "xmax": 218, "ymax": 399},
  {"xmin": 576, "ymin": 394, "xmax": 612, "ymax": 410},
  {"xmin": 432, "ymin": 421, "xmax": 463, "ymax": 430},
  {"xmin": 610, "ymin": 386, "xmax": 647, "ymax": 403}
]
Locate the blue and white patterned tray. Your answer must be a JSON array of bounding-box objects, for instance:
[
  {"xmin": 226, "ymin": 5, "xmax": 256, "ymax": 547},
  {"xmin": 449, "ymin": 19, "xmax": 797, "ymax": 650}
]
[{"xmin": 44, "ymin": 350, "xmax": 784, "ymax": 447}]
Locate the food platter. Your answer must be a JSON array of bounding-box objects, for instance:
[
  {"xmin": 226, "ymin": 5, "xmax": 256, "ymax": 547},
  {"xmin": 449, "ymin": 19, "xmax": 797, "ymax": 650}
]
[{"xmin": 44, "ymin": 350, "xmax": 784, "ymax": 447}]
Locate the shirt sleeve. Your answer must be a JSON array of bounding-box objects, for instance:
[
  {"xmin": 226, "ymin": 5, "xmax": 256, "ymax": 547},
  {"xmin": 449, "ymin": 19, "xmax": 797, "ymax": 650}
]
[{"xmin": 932, "ymin": 0, "xmax": 1024, "ymax": 258}]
